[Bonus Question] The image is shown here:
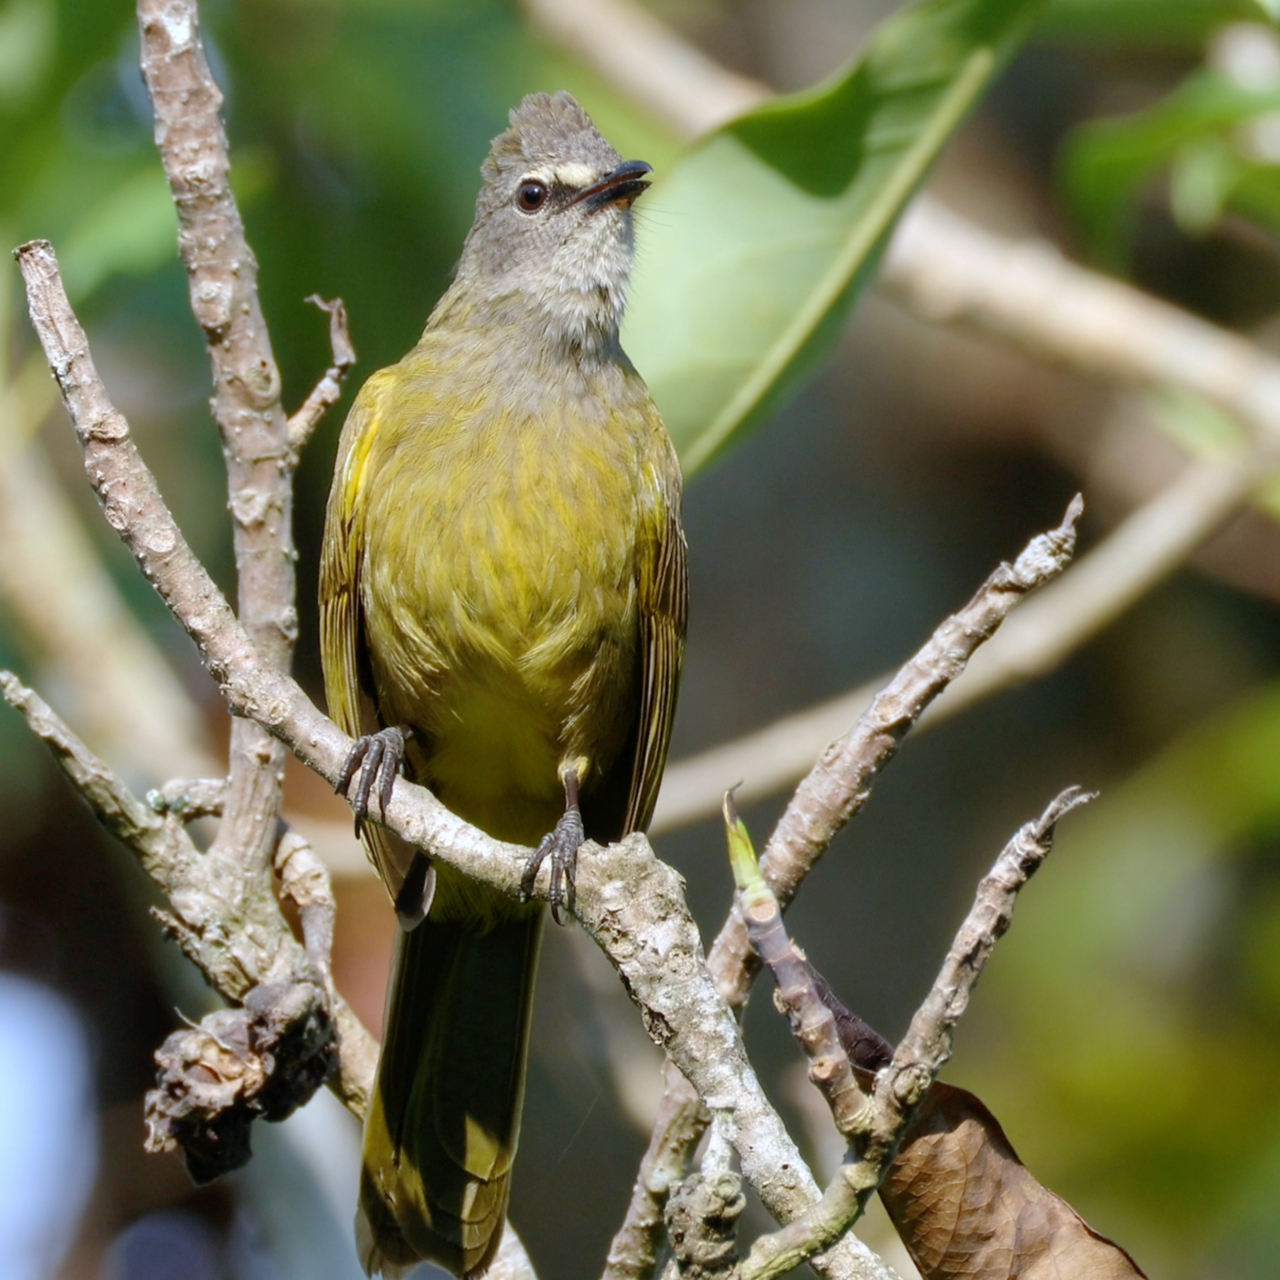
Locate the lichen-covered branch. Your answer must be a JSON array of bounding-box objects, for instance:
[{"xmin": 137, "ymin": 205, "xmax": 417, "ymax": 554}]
[{"xmin": 663, "ymin": 1172, "xmax": 745, "ymax": 1280}]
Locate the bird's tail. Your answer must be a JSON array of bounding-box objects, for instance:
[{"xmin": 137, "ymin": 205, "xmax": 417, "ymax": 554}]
[{"xmin": 357, "ymin": 888, "xmax": 543, "ymax": 1277}]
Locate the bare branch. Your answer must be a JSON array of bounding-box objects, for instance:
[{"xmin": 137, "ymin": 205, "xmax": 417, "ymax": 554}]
[
  {"xmin": 882, "ymin": 202, "xmax": 1280, "ymax": 449},
  {"xmin": 708, "ymin": 496, "xmax": 1082, "ymax": 1009},
  {"xmin": 725, "ymin": 793, "xmax": 866, "ymax": 1139},
  {"xmin": 0, "ymin": 668, "xmax": 377, "ymax": 1121},
  {"xmin": 604, "ymin": 1060, "xmax": 709, "ymax": 1280},
  {"xmin": 894, "ymin": 786, "xmax": 1095, "ymax": 1079},
  {"xmin": 737, "ymin": 789, "xmax": 1093, "ymax": 1280},
  {"xmin": 286, "ymin": 295, "xmax": 357, "ymax": 460},
  {"xmin": 138, "ymin": 0, "xmax": 293, "ymax": 924}
]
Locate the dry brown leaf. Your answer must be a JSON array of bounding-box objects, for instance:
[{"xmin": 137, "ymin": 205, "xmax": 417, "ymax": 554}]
[{"xmin": 879, "ymin": 1082, "xmax": 1147, "ymax": 1279}]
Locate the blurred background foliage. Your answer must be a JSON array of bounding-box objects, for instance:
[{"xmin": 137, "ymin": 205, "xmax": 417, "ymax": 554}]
[{"xmin": 3, "ymin": 1, "xmax": 1280, "ymax": 1278}]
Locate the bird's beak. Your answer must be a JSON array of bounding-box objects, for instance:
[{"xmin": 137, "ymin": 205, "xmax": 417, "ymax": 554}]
[{"xmin": 571, "ymin": 160, "xmax": 653, "ymax": 211}]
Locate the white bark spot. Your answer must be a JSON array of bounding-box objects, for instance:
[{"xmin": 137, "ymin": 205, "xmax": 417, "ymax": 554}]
[{"xmin": 162, "ymin": 3, "xmax": 192, "ymax": 50}]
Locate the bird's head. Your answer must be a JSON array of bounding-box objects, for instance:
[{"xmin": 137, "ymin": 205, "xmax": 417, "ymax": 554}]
[{"xmin": 452, "ymin": 91, "xmax": 652, "ymax": 352}]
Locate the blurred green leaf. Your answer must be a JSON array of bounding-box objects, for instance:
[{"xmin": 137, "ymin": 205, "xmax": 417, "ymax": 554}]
[
  {"xmin": 52, "ymin": 148, "xmax": 272, "ymax": 303},
  {"xmin": 622, "ymin": 0, "xmax": 1046, "ymax": 474},
  {"xmin": 1062, "ymin": 69, "xmax": 1280, "ymax": 266},
  {"xmin": 56, "ymin": 164, "xmax": 176, "ymax": 303},
  {"xmin": 1038, "ymin": 0, "xmax": 1272, "ymax": 49},
  {"xmin": 962, "ymin": 678, "xmax": 1280, "ymax": 1270},
  {"xmin": 1143, "ymin": 388, "xmax": 1280, "ymax": 519},
  {"xmin": 0, "ymin": 0, "xmax": 55, "ymax": 107}
]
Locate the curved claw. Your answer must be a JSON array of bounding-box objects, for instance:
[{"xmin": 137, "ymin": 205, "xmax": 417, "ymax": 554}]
[
  {"xmin": 521, "ymin": 805, "xmax": 584, "ymax": 925},
  {"xmin": 338, "ymin": 726, "xmax": 407, "ymax": 836}
]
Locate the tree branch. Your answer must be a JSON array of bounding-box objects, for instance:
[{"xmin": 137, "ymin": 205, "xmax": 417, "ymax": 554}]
[
  {"xmin": 0, "ymin": 669, "xmax": 374, "ymax": 1122},
  {"xmin": 604, "ymin": 499, "xmax": 1080, "ymax": 1280},
  {"xmin": 138, "ymin": 0, "xmax": 293, "ymax": 950},
  {"xmin": 737, "ymin": 788, "xmax": 1094, "ymax": 1280},
  {"xmin": 710, "ymin": 497, "xmax": 1082, "ymax": 1007},
  {"xmin": 881, "ymin": 202, "xmax": 1280, "ymax": 448}
]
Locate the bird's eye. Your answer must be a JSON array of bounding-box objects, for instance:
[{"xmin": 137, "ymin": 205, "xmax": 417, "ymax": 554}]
[{"xmin": 517, "ymin": 182, "xmax": 548, "ymax": 213}]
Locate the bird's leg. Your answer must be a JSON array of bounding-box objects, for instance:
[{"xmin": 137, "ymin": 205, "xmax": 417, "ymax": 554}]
[
  {"xmin": 337, "ymin": 726, "xmax": 410, "ymax": 836},
  {"xmin": 521, "ymin": 767, "xmax": 584, "ymax": 925}
]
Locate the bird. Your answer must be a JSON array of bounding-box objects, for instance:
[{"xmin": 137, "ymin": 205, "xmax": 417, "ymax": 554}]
[{"xmin": 319, "ymin": 91, "xmax": 687, "ymax": 1277}]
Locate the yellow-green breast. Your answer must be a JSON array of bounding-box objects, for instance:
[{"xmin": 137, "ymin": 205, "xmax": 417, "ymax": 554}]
[{"xmin": 347, "ymin": 319, "xmax": 674, "ymax": 848}]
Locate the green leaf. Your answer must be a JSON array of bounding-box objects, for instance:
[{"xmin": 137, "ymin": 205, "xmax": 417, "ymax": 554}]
[
  {"xmin": 1061, "ymin": 70, "xmax": 1280, "ymax": 266},
  {"xmin": 621, "ymin": 0, "xmax": 1046, "ymax": 474},
  {"xmin": 1037, "ymin": 0, "xmax": 1271, "ymax": 50}
]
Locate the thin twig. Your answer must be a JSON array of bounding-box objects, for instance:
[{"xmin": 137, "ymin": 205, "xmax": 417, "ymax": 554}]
[
  {"xmin": 604, "ymin": 1061, "xmax": 709, "ymax": 1280},
  {"xmin": 709, "ymin": 496, "xmax": 1082, "ymax": 1008},
  {"xmin": 286, "ymin": 295, "xmax": 356, "ymax": 460},
  {"xmin": 0, "ymin": 371, "xmax": 215, "ymax": 781},
  {"xmin": 725, "ymin": 793, "xmax": 866, "ymax": 1139}
]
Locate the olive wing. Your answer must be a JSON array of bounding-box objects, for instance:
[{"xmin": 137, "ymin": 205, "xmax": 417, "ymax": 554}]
[
  {"xmin": 318, "ymin": 369, "xmax": 411, "ymax": 896},
  {"xmin": 623, "ymin": 458, "xmax": 688, "ymax": 836}
]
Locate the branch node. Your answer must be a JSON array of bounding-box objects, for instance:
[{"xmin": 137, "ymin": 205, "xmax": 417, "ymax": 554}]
[
  {"xmin": 148, "ymin": 776, "xmax": 230, "ymax": 820},
  {"xmin": 665, "ymin": 1172, "xmax": 745, "ymax": 1280},
  {"xmin": 274, "ymin": 826, "xmax": 337, "ymax": 991}
]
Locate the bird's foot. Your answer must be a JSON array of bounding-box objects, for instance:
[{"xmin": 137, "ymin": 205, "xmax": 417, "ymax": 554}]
[
  {"xmin": 521, "ymin": 804, "xmax": 584, "ymax": 925},
  {"xmin": 337, "ymin": 726, "xmax": 407, "ymax": 836}
]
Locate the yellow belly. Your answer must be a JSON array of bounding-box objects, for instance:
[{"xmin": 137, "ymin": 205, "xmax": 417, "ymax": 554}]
[{"xmin": 359, "ymin": 391, "xmax": 647, "ymax": 849}]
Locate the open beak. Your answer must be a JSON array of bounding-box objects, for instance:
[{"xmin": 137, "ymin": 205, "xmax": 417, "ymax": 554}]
[{"xmin": 571, "ymin": 160, "xmax": 653, "ymax": 211}]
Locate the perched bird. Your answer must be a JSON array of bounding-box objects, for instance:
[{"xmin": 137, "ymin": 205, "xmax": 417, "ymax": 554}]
[{"xmin": 319, "ymin": 92, "xmax": 687, "ymax": 1277}]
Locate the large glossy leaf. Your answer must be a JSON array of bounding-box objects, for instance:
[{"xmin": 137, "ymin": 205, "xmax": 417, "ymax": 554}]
[{"xmin": 622, "ymin": 0, "xmax": 1046, "ymax": 474}]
